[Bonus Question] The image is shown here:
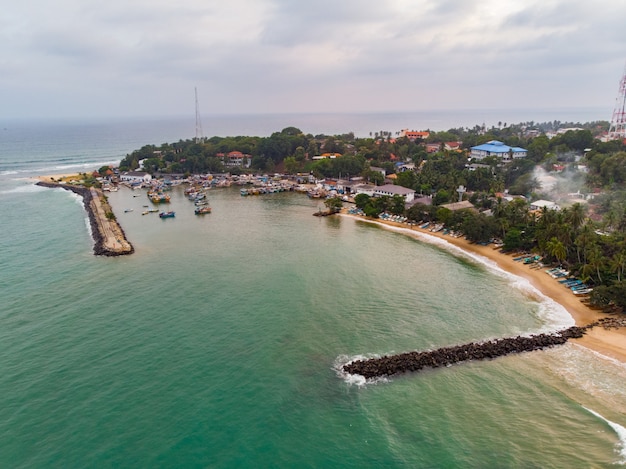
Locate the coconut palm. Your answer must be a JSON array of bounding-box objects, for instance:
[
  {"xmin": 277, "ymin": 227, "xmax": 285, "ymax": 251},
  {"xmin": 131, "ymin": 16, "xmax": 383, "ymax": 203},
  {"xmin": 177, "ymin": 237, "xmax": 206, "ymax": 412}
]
[
  {"xmin": 545, "ymin": 237, "xmax": 567, "ymax": 265},
  {"xmin": 610, "ymin": 250, "xmax": 626, "ymax": 282}
]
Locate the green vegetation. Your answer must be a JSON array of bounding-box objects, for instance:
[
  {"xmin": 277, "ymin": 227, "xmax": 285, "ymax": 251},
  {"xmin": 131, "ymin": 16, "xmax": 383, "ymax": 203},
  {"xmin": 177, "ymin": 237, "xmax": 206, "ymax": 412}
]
[{"xmin": 324, "ymin": 197, "xmax": 344, "ymax": 214}]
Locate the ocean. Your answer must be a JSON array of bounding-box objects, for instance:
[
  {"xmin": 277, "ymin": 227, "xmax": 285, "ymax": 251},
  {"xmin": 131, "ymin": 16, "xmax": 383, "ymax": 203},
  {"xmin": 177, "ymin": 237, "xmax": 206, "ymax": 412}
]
[{"xmin": 1, "ymin": 112, "xmax": 625, "ymax": 468}]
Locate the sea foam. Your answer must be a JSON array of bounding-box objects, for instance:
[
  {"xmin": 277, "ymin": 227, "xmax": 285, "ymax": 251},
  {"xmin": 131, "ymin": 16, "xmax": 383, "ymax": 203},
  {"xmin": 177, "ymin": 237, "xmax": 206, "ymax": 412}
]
[
  {"xmin": 334, "ymin": 354, "xmax": 389, "ymax": 386},
  {"xmin": 583, "ymin": 407, "xmax": 626, "ymax": 464}
]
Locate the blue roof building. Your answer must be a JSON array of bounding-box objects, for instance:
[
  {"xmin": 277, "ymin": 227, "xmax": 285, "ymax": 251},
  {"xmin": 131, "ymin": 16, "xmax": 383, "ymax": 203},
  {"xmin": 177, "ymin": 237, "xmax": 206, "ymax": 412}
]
[{"xmin": 470, "ymin": 140, "xmax": 527, "ymax": 162}]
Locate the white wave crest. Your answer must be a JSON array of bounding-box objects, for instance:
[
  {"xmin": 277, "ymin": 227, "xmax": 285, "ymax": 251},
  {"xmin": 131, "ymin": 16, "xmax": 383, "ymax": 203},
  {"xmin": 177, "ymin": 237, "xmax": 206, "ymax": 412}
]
[
  {"xmin": 0, "ymin": 184, "xmax": 48, "ymax": 195},
  {"xmin": 333, "ymin": 354, "xmax": 390, "ymax": 387},
  {"xmin": 583, "ymin": 407, "xmax": 626, "ymax": 464}
]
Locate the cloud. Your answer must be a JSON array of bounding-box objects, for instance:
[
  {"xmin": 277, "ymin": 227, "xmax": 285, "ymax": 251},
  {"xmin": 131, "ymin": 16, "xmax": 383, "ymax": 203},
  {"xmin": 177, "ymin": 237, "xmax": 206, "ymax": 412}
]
[{"xmin": 0, "ymin": 0, "xmax": 625, "ymax": 118}]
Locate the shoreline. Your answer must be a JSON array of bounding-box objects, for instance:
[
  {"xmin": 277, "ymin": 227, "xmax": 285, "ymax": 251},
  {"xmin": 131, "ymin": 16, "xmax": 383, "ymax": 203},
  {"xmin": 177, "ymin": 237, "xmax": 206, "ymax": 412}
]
[
  {"xmin": 342, "ymin": 213, "xmax": 626, "ymax": 365},
  {"xmin": 36, "ymin": 177, "xmax": 134, "ymax": 256}
]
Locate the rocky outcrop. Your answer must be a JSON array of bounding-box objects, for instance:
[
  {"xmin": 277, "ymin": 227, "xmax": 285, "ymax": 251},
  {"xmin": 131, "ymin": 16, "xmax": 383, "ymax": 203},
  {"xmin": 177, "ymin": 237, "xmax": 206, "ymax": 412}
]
[
  {"xmin": 343, "ymin": 326, "xmax": 590, "ymax": 379},
  {"xmin": 36, "ymin": 181, "xmax": 134, "ymax": 256}
]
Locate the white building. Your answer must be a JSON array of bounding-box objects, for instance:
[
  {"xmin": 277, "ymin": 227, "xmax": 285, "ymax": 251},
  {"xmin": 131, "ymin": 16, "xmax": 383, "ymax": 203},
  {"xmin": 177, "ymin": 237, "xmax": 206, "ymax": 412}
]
[
  {"xmin": 530, "ymin": 199, "xmax": 560, "ymax": 211},
  {"xmin": 119, "ymin": 171, "xmax": 152, "ymax": 184},
  {"xmin": 373, "ymin": 184, "xmax": 415, "ymax": 202}
]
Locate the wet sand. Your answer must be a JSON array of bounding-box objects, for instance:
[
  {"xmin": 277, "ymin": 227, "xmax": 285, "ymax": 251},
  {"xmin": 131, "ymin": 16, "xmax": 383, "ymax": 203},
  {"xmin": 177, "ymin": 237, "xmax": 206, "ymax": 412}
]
[{"xmin": 343, "ymin": 214, "xmax": 626, "ymax": 364}]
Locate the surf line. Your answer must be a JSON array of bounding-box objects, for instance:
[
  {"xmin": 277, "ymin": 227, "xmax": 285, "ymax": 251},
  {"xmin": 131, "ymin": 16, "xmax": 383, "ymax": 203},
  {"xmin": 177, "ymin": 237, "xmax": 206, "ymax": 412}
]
[{"xmin": 343, "ymin": 325, "xmax": 592, "ymax": 379}]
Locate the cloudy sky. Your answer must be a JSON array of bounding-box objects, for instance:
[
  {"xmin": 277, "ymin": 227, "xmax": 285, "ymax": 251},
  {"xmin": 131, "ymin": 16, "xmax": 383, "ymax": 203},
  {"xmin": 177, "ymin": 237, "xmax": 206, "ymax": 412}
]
[{"xmin": 2, "ymin": 0, "xmax": 625, "ymax": 119}]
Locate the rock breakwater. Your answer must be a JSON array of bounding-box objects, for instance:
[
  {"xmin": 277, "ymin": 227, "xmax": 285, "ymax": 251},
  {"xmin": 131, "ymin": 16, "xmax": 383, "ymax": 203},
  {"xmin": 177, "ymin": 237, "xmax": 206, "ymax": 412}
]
[
  {"xmin": 36, "ymin": 181, "xmax": 134, "ymax": 256},
  {"xmin": 343, "ymin": 326, "xmax": 590, "ymax": 379}
]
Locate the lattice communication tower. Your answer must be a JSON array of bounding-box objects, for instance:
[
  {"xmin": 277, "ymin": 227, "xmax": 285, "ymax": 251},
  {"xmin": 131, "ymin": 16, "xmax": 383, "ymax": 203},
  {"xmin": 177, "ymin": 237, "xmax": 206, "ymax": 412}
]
[
  {"xmin": 608, "ymin": 64, "xmax": 626, "ymax": 140},
  {"xmin": 195, "ymin": 87, "xmax": 204, "ymax": 143}
]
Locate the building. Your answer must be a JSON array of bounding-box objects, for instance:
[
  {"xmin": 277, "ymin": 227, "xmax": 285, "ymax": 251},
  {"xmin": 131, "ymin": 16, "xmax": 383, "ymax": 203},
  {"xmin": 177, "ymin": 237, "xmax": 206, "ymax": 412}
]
[
  {"xmin": 530, "ymin": 200, "xmax": 560, "ymax": 211},
  {"xmin": 119, "ymin": 171, "xmax": 152, "ymax": 184},
  {"xmin": 223, "ymin": 151, "xmax": 251, "ymax": 168},
  {"xmin": 312, "ymin": 153, "xmax": 341, "ymax": 160},
  {"xmin": 400, "ymin": 130, "xmax": 430, "ymax": 141},
  {"xmin": 373, "ymin": 184, "xmax": 415, "ymax": 202},
  {"xmin": 441, "ymin": 200, "xmax": 476, "ymax": 211},
  {"xmin": 470, "ymin": 140, "xmax": 527, "ymax": 162}
]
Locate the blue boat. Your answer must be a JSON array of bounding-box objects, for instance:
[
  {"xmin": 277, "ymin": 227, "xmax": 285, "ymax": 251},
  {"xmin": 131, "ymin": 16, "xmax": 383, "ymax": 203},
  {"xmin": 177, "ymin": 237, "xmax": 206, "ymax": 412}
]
[{"xmin": 159, "ymin": 211, "xmax": 175, "ymax": 218}]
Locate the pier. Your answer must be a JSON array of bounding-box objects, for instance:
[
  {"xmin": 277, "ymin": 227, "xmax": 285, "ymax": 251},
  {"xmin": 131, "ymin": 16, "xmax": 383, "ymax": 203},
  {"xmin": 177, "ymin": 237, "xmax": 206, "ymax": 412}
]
[{"xmin": 36, "ymin": 182, "xmax": 134, "ymax": 256}]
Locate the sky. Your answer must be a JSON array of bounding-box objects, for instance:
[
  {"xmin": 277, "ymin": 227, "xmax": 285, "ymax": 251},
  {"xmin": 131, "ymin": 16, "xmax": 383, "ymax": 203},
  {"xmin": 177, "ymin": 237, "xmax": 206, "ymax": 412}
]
[{"xmin": 2, "ymin": 0, "xmax": 626, "ymax": 119}]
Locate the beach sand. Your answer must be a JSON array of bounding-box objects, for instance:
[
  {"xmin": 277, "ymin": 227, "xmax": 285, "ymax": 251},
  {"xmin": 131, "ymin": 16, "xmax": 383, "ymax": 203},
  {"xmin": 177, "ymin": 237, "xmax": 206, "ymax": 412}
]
[
  {"xmin": 343, "ymin": 214, "xmax": 626, "ymax": 364},
  {"xmin": 37, "ymin": 173, "xmax": 82, "ymax": 183}
]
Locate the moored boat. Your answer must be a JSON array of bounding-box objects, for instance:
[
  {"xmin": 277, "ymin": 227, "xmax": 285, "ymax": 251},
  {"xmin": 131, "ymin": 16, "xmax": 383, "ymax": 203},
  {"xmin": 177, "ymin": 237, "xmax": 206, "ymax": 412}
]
[
  {"xmin": 159, "ymin": 211, "xmax": 175, "ymax": 218},
  {"xmin": 194, "ymin": 206, "xmax": 212, "ymax": 215},
  {"xmin": 148, "ymin": 191, "xmax": 171, "ymax": 203}
]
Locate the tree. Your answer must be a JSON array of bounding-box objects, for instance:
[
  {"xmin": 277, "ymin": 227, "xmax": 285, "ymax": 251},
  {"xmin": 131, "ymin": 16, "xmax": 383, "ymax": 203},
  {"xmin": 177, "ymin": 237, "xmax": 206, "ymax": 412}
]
[
  {"xmin": 284, "ymin": 156, "xmax": 299, "ymax": 175},
  {"xmin": 354, "ymin": 193, "xmax": 371, "ymax": 209},
  {"xmin": 294, "ymin": 146, "xmax": 306, "ymax": 162},
  {"xmin": 389, "ymin": 195, "xmax": 406, "ymax": 215},
  {"xmin": 433, "ymin": 189, "xmax": 451, "ymax": 206},
  {"xmin": 503, "ymin": 228, "xmax": 523, "ymax": 251},
  {"xmin": 545, "ymin": 237, "xmax": 567, "ymax": 265},
  {"xmin": 324, "ymin": 197, "xmax": 343, "ymax": 213},
  {"xmin": 610, "ymin": 250, "xmax": 626, "ymax": 282}
]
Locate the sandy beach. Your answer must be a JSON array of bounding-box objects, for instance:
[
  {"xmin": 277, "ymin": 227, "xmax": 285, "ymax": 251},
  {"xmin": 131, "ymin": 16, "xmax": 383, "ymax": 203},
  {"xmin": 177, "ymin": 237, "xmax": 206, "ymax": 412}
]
[
  {"xmin": 36, "ymin": 173, "xmax": 82, "ymax": 183},
  {"xmin": 343, "ymin": 213, "xmax": 626, "ymax": 364}
]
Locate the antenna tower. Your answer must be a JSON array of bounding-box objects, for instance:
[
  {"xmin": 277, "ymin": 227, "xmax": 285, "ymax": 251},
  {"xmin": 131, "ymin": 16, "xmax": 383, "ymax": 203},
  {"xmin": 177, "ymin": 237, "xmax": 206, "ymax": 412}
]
[
  {"xmin": 195, "ymin": 87, "xmax": 203, "ymax": 143},
  {"xmin": 608, "ymin": 64, "xmax": 626, "ymax": 140}
]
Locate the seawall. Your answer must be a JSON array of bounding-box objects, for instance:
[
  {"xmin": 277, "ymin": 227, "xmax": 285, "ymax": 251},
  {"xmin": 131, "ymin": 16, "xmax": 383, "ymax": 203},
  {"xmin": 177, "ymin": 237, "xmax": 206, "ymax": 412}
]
[{"xmin": 36, "ymin": 182, "xmax": 134, "ymax": 256}]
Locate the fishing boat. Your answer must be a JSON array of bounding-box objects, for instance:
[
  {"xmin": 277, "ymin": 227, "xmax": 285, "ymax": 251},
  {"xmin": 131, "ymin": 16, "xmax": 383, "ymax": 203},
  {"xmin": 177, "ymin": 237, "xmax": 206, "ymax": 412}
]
[
  {"xmin": 159, "ymin": 211, "xmax": 175, "ymax": 218},
  {"xmin": 124, "ymin": 208, "xmax": 133, "ymax": 213},
  {"xmin": 148, "ymin": 191, "xmax": 171, "ymax": 203},
  {"xmin": 194, "ymin": 206, "xmax": 212, "ymax": 215}
]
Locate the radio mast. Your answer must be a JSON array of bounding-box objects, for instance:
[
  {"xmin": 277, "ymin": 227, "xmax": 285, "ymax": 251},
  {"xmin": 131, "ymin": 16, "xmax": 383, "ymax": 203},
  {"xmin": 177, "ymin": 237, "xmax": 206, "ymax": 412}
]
[
  {"xmin": 608, "ymin": 64, "xmax": 626, "ymax": 140},
  {"xmin": 195, "ymin": 87, "xmax": 204, "ymax": 143}
]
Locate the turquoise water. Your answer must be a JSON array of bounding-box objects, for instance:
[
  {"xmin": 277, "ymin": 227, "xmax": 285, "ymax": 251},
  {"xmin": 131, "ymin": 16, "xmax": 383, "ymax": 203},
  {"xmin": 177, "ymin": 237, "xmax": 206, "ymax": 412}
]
[{"xmin": 1, "ymin": 117, "xmax": 625, "ymax": 467}]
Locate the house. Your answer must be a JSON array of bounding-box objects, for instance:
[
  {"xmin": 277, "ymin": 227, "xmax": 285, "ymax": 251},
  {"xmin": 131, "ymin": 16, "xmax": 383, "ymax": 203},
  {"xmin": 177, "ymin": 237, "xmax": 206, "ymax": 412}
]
[
  {"xmin": 470, "ymin": 140, "xmax": 527, "ymax": 162},
  {"xmin": 530, "ymin": 200, "xmax": 560, "ymax": 211},
  {"xmin": 223, "ymin": 151, "xmax": 251, "ymax": 168},
  {"xmin": 400, "ymin": 130, "xmax": 430, "ymax": 141},
  {"xmin": 353, "ymin": 184, "xmax": 377, "ymax": 197},
  {"xmin": 444, "ymin": 141, "xmax": 462, "ymax": 151},
  {"xmin": 373, "ymin": 184, "xmax": 415, "ymax": 202},
  {"xmin": 370, "ymin": 166, "xmax": 386, "ymax": 177},
  {"xmin": 312, "ymin": 153, "xmax": 341, "ymax": 160},
  {"xmin": 119, "ymin": 171, "xmax": 152, "ymax": 184},
  {"xmin": 441, "ymin": 200, "xmax": 476, "ymax": 211},
  {"xmin": 426, "ymin": 143, "xmax": 441, "ymax": 153},
  {"xmin": 396, "ymin": 162, "xmax": 416, "ymax": 172}
]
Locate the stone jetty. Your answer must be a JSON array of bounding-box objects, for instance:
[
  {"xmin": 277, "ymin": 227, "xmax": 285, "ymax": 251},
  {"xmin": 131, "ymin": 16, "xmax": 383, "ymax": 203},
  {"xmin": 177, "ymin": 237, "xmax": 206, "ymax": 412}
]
[
  {"xmin": 36, "ymin": 182, "xmax": 134, "ymax": 256},
  {"xmin": 343, "ymin": 325, "xmax": 590, "ymax": 379}
]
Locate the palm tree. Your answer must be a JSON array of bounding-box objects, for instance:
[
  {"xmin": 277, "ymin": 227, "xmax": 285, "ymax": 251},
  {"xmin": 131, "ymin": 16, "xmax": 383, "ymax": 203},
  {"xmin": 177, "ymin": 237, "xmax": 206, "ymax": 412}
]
[
  {"xmin": 546, "ymin": 237, "xmax": 567, "ymax": 265},
  {"xmin": 567, "ymin": 203, "xmax": 586, "ymax": 231},
  {"xmin": 574, "ymin": 224, "xmax": 596, "ymax": 264},
  {"xmin": 587, "ymin": 245, "xmax": 606, "ymax": 284},
  {"xmin": 610, "ymin": 250, "xmax": 626, "ymax": 282}
]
